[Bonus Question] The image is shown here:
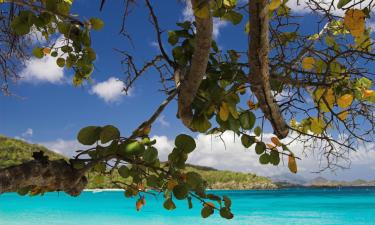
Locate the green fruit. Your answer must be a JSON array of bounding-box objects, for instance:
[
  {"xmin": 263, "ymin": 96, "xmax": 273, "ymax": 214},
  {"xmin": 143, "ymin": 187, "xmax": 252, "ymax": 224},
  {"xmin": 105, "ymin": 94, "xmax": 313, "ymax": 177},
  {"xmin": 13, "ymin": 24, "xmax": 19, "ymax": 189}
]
[{"xmin": 120, "ymin": 141, "xmax": 145, "ymax": 156}]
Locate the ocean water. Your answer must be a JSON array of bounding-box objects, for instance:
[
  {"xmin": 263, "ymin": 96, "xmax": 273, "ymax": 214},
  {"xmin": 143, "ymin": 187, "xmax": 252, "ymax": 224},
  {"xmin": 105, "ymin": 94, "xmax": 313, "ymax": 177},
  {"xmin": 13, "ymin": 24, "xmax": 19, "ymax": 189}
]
[{"xmin": 0, "ymin": 187, "xmax": 374, "ymax": 225}]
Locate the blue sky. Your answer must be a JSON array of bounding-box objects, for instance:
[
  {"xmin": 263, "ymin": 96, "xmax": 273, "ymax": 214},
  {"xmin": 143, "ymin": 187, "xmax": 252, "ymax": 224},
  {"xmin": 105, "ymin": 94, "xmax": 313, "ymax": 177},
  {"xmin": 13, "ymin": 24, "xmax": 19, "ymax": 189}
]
[{"xmin": 1, "ymin": 0, "xmax": 375, "ymax": 181}]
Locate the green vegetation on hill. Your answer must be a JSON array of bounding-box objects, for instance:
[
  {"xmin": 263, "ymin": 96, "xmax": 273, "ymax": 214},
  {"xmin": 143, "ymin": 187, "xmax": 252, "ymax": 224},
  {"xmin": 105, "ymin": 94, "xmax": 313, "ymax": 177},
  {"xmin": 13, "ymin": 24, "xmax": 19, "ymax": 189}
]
[
  {"xmin": 0, "ymin": 135, "xmax": 276, "ymax": 190},
  {"xmin": 0, "ymin": 135, "xmax": 63, "ymax": 168}
]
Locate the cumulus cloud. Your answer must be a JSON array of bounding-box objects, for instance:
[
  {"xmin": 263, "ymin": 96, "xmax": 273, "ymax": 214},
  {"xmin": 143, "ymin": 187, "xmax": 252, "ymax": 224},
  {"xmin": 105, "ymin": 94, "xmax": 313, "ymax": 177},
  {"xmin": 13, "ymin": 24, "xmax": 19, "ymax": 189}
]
[
  {"xmin": 90, "ymin": 77, "xmax": 128, "ymax": 103},
  {"xmin": 286, "ymin": 0, "xmax": 374, "ymax": 15},
  {"xmin": 20, "ymin": 56, "xmax": 64, "ymax": 84},
  {"xmin": 21, "ymin": 128, "xmax": 33, "ymax": 138},
  {"xmin": 40, "ymin": 139, "xmax": 85, "ymax": 158},
  {"xmin": 151, "ymin": 132, "xmax": 375, "ymax": 180},
  {"xmin": 182, "ymin": 0, "xmax": 228, "ymax": 38}
]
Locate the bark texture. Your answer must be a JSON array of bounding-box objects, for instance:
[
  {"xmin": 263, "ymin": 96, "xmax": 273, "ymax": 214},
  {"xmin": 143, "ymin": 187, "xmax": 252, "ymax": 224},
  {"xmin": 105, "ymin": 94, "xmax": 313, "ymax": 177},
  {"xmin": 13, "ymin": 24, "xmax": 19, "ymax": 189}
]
[
  {"xmin": 0, "ymin": 159, "xmax": 87, "ymax": 196},
  {"xmin": 248, "ymin": 0, "xmax": 289, "ymax": 138},
  {"xmin": 178, "ymin": 0, "xmax": 213, "ymax": 128}
]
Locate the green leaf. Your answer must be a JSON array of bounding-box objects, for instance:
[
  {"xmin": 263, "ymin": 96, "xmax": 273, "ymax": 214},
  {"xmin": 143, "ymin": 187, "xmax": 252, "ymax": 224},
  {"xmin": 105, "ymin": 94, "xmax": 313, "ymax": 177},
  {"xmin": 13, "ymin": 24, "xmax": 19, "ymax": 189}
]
[
  {"xmin": 56, "ymin": 58, "xmax": 65, "ymax": 67},
  {"xmin": 11, "ymin": 15, "xmax": 31, "ymax": 35},
  {"xmin": 239, "ymin": 111, "xmax": 256, "ymax": 130},
  {"xmin": 100, "ymin": 125, "xmax": 120, "ymax": 144},
  {"xmin": 201, "ymin": 206, "xmax": 214, "ymax": 218},
  {"xmin": 337, "ymin": 0, "xmax": 351, "ymax": 9},
  {"xmin": 255, "ymin": 142, "xmax": 266, "ymax": 155},
  {"xmin": 77, "ymin": 126, "xmax": 101, "ymax": 145},
  {"xmin": 222, "ymin": 10, "xmax": 243, "ymax": 25},
  {"xmin": 173, "ymin": 183, "xmax": 189, "ymax": 200},
  {"xmin": 32, "ymin": 47, "xmax": 44, "ymax": 59},
  {"xmin": 269, "ymin": 150, "xmax": 280, "ymax": 166},
  {"xmin": 259, "ymin": 153, "xmax": 270, "ymax": 164},
  {"xmin": 175, "ymin": 134, "xmax": 196, "ymax": 153},
  {"xmin": 90, "ymin": 18, "xmax": 104, "ymax": 30},
  {"xmin": 143, "ymin": 147, "xmax": 158, "ymax": 163},
  {"xmin": 192, "ymin": 114, "xmax": 212, "ymax": 133},
  {"xmin": 254, "ymin": 126, "xmax": 262, "ymax": 136},
  {"xmin": 146, "ymin": 175, "xmax": 159, "ymax": 187},
  {"xmin": 241, "ymin": 134, "xmax": 255, "ymax": 148},
  {"xmin": 118, "ymin": 166, "xmax": 130, "ymax": 178},
  {"xmin": 168, "ymin": 31, "xmax": 179, "ymax": 46},
  {"xmin": 163, "ymin": 198, "xmax": 176, "ymax": 210}
]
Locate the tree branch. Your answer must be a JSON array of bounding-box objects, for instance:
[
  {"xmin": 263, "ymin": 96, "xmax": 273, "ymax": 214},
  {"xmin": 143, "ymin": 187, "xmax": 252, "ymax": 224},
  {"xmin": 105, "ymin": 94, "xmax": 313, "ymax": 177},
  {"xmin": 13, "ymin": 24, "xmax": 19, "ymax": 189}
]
[
  {"xmin": 0, "ymin": 159, "xmax": 87, "ymax": 196},
  {"xmin": 178, "ymin": 0, "xmax": 213, "ymax": 128},
  {"xmin": 248, "ymin": 0, "xmax": 289, "ymax": 138}
]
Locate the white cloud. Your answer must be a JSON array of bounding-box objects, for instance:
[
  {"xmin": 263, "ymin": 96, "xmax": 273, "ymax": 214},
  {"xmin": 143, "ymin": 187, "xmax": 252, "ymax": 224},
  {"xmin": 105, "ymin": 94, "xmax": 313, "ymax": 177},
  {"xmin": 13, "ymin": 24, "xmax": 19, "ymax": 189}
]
[
  {"xmin": 20, "ymin": 36, "xmax": 70, "ymax": 84},
  {"xmin": 286, "ymin": 0, "xmax": 374, "ymax": 15},
  {"xmin": 156, "ymin": 115, "xmax": 170, "ymax": 127},
  {"xmin": 21, "ymin": 128, "xmax": 33, "ymax": 138},
  {"xmin": 182, "ymin": 0, "xmax": 228, "ymax": 38},
  {"xmin": 90, "ymin": 77, "xmax": 128, "ymax": 103},
  {"xmin": 20, "ymin": 55, "xmax": 64, "ymax": 84},
  {"xmin": 40, "ymin": 139, "xmax": 85, "ymax": 158},
  {"xmin": 152, "ymin": 132, "xmax": 375, "ymax": 181}
]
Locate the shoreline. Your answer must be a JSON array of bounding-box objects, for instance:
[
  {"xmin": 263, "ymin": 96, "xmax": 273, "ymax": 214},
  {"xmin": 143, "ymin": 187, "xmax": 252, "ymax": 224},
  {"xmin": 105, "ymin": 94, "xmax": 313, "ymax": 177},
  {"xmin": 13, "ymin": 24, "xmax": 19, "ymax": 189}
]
[{"xmin": 84, "ymin": 186, "xmax": 375, "ymax": 192}]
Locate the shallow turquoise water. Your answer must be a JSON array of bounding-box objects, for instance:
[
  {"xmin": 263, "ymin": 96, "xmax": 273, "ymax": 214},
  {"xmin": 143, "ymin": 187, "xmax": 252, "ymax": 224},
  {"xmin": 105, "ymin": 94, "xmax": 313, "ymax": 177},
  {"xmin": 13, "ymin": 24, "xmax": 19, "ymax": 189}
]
[{"xmin": 0, "ymin": 187, "xmax": 374, "ymax": 225}]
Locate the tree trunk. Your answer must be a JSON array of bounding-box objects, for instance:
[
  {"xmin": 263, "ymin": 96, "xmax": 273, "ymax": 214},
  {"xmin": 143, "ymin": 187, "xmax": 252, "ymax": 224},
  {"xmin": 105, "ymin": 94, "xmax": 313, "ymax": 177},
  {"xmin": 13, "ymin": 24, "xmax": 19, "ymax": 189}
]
[{"xmin": 248, "ymin": 0, "xmax": 289, "ymax": 139}]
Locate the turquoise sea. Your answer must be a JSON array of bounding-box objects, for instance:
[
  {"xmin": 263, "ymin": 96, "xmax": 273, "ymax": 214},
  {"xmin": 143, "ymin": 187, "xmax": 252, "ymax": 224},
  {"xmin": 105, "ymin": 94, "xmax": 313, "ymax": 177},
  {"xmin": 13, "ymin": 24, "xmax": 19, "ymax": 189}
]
[{"xmin": 0, "ymin": 187, "xmax": 374, "ymax": 225}]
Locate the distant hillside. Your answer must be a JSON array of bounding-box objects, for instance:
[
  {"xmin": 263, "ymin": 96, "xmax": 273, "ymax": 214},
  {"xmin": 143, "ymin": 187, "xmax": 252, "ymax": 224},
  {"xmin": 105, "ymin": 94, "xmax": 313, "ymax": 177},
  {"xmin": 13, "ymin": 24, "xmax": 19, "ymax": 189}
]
[
  {"xmin": 270, "ymin": 173, "xmax": 375, "ymax": 187},
  {"xmin": 308, "ymin": 177, "xmax": 375, "ymax": 187},
  {"xmin": 0, "ymin": 135, "xmax": 277, "ymax": 190},
  {"xmin": 0, "ymin": 135, "xmax": 64, "ymax": 168}
]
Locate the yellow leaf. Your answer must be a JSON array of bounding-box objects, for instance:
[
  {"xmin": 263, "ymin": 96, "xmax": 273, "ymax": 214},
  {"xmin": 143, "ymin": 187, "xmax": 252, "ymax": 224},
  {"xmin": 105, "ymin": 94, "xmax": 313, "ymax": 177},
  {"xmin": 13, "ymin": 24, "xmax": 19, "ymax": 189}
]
[
  {"xmin": 247, "ymin": 100, "xmax": 256, "ymax": 109},
  {"xmin": 237, "ymin": 84, "xmax": 246, "ymax": 94},
  {"xmin": 310, "ymin": 117, "xmax": 325, "ymax": 134},
  {"xmin": 223, "ymin": 0, "xmax": 236, "ymax": 8},
  {"xmin": 363, "ymin": 89, "xmax": 374, "ymax": 99},
  {"xmin": 344, "ymin": 9, "xmax": 365, "ymax": 38},
  {"xmin": 302, "ymin": 57, "xmax": 315, "ymax": 70},
  {"xmin": 288, "ymin": 155, "xmax": 297, "ymax": 173},
  {"xmin": 167, "ymin": 179, "xmax": 178, "ymax": 191},
  {"xmin": 271, "ymin": 137, "xmax": 282, "ymax": 146},
  {"xmin": 43, "ymin": 48, "xmax": 51, "ymax": 55},
  {"xmin": 245, "ymin": 21, "xmax": 250, "ymax": 33},
  {"xmin": 314, "ymin": 88, "xmax": 334, "ymax": 112},
  {"xmin": 269, "ymin": 0, "xmax": 282, "ymax": 11},
  {"xmin": 338, "ymin": 111, "xmax": 349, "ymax": 121},
  {"xmin": 337, "ymin": 94, "xmax": 353, "ymax": 108},
  {"xmin": 290, "ymin": 118, "xmax": 297, "ymax": 128},
  {"xmin": 219, "ymin": 102, "xmax": 229, "ymax": 121}
]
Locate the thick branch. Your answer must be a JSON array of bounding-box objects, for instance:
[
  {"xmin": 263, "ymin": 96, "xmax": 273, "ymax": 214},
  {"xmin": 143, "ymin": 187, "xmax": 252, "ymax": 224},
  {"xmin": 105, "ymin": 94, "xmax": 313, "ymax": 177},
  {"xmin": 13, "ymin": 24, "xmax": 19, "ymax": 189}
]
[
  {"xmin": 178, "ymin": 0, "xmax": 213, "ymax": 128},
  {"xmin": 0, "ymin": 159, "xmax": 87, "ymax": 196},
  {"xmin": 248, "ymin": 0, "xmax": 289, "ymax": 138}
]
